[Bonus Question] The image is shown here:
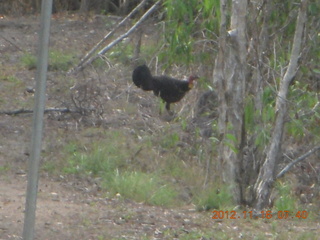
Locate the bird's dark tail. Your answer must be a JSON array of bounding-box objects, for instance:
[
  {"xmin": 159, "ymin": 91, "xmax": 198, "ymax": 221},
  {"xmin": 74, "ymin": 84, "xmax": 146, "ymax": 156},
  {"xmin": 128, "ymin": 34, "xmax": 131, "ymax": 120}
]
[{"xmin": 132, "ymin": 64, "xmax": 154, "ymax": 91}]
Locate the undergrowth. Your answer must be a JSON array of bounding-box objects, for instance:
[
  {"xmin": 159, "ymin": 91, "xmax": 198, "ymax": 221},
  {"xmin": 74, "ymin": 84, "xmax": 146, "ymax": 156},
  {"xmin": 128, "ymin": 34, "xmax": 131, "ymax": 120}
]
[
  {"xmin": 42, "ymin": 127, "xmax": 228, "ymax": 208},
  {"xmin": 21, "ymin": 50, "xmax": 75, "ymax": 71}
]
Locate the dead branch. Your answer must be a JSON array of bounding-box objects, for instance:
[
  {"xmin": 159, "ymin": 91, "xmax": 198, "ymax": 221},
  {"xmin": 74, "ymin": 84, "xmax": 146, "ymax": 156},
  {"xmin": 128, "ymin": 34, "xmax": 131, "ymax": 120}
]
[
  {"xmin": 70, "ymin": 0, "xmax": 147, "ymax": 74},
  {"xmin": 0, "ymin": 108, "xmax": 72, "ymax": 116},
  {"xmin": 98, "ymin": 0, "xmax": 161, "ymax": 56},
  {"xmin": 277, "ymin": 146, "xmax": 320, "ymax": 178},
  {"xmin": 70, "ymin": 0, "xmax": 161, "ymax": 73},
  {"xmin": 0, "ymin": 34, "xmax": 24, "ymax": 52}
]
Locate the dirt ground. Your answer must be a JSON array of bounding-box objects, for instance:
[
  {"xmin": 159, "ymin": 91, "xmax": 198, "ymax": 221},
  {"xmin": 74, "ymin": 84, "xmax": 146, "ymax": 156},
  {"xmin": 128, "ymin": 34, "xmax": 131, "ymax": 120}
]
[{"xmin": 0, "ymin": 14, "xmax": 319, "ymax": 240}]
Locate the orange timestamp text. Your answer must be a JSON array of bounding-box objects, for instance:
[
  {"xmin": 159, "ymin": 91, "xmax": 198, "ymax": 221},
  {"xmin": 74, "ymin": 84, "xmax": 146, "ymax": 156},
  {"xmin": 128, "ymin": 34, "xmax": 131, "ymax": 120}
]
[{"xmin": 212, "ymin": 210, "xmax": 309, "ymax": 220}]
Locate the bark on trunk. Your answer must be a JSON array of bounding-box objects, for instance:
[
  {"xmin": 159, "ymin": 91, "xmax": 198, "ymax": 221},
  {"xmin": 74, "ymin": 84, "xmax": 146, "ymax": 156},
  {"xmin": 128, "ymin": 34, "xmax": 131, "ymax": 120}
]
[{"xmin": 214, "ymin": 0, "xmax": 247, "ymax": 204}]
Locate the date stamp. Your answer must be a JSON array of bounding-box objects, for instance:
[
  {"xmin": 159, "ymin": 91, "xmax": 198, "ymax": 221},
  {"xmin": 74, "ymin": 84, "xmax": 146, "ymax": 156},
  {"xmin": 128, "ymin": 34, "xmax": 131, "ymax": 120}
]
[{"xmin": 212, "ymin": 210, "xmax": 309, "ymax": 220}]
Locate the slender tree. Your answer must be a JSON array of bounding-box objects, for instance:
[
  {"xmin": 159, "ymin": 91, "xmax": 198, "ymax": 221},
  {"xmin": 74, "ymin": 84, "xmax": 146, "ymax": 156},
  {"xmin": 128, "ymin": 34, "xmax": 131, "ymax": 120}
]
[
  {"xmin": 253, "ymin": 0, "xmax": 309, "ymax": 210},
  {"xmin": 214, "ymin": 0, "xmax": 247, "ymax": 203}
]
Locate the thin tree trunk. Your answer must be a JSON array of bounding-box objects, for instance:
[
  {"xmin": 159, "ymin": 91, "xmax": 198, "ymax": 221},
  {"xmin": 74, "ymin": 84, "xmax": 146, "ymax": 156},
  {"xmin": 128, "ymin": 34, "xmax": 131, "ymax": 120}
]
[
  {"xmin": 254, "ymin": 0, "xmax": 308, "ymax": 210},
  {"xmin": 80, "ymin": 0, "xmax": 89, "ymax": 14},
  {"xmin": 214, "ymin": 0, "xmax": 247, "ymax": 204}
]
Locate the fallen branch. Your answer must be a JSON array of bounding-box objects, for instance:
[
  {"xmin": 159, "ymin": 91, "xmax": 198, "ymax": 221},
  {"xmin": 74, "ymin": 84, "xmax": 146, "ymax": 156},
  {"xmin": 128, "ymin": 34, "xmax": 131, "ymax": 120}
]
[
  {"xmin": 0, "ymin": 35, "xmax": 24, "ymax": 52},
  {"xmin": 0, "ymin": 108, "xmax": 72, "ymax": 116},
  {"xmin": 70, "ymin": 0, "xmax": 148, "ymax": 74},
  {"xmin": 98, "ymin": 0, "xmax": 161, "ymax": 56},
  {"xmin": 71, "ymin": 0, "xmax": 161, "ymax": 73},
  {"xmin": 277, "ymin": 145, "xmax": 320, "ymax": 178}
]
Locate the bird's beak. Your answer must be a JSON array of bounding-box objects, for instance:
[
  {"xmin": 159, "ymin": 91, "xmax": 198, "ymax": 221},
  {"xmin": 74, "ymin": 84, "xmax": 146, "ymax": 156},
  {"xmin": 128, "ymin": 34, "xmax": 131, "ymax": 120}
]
[{"xmin": 190, "ymin": 76, "xmax": 199, "ymax": 86}]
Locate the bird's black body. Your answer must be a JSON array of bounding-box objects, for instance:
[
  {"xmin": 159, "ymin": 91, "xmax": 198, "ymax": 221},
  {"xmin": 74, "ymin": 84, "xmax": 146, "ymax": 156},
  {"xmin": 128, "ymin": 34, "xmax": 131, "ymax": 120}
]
[{"xmin": 132, "ymin": 64, "xmax": 197, "ymax": 111}]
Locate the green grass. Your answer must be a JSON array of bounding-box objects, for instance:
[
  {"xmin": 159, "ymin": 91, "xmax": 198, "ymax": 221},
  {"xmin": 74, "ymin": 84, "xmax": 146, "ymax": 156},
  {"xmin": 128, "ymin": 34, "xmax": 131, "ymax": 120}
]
[
  {"xmin": 62, "ymin": 138, "xmax": 128, "ymax": 177},
  {"xmin": 195, "ymin": 184, "xmax": 233, "ymax": 211},
  {"xmin": 106, "ymin": 171, "xmax": 177, "ymax": 206},
  {"xmin": 54, "ymin": 130, "xmax": 180, "ymax": 207},
  {"xmin": 48, "ymin": 50, "xmax": 75, "ymax": 71},
  {"xmin": 0, "ymin": 164, "xmax": 10, "ymax": 173},
  {"xmin": 274, "ymin": 181, "xmax": 299, "ymax": 213},
  {"xmin": 20, "ymin": 52, "xmax": 37, "ymax": 69},
  {"xmin": 297, "ymin": 232, "xmax": 317, "ymax": 240},
  {"xmin": 20, "ymin": 50, "xmax": 75, "ymax": 71}
]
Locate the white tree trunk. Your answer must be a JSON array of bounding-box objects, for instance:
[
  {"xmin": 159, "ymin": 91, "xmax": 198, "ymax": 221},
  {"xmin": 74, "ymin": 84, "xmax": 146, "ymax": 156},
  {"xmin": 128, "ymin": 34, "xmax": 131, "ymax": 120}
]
[
  {"xmin": 254, "ymin": 0, "xmax": 308, "ymax": 210},
  {"xmin": 214, "ymin": 0, "xmax": 247, "ymax": 203}
]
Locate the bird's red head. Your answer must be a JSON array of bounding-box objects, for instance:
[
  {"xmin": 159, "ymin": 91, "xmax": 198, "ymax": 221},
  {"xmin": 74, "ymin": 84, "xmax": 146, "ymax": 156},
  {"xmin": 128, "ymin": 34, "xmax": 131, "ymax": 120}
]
[{"xmin": 188, "ymin": 75, "xmax": 199, "ymax": 88}]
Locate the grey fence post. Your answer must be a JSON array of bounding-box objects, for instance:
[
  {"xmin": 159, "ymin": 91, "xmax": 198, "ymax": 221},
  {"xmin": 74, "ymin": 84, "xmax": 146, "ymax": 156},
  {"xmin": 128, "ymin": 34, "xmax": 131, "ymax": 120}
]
[{"xmin": 22, "ymin": 0, "xmax": 53, "ymax": 239}]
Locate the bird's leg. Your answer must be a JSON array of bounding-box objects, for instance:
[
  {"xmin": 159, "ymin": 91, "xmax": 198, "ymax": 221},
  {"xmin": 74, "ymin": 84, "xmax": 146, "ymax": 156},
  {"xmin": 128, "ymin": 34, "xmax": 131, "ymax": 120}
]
[{"xmin": 165, "ymin": 102, "xmax": 174, "ymax": 115}]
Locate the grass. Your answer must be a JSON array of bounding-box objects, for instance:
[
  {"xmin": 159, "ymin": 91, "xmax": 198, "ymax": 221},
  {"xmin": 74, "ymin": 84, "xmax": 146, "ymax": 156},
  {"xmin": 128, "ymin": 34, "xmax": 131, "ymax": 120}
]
[
  {"xmin": 42, "ymin": 127, "xmax": 223, "ymax": 208},
  {"xmin": 195, "ymin": 184, "xmax": 233, "ymax": 211},
  {"xmin": 274, "ymin": 181, "xmax": 299, "ymax": 213},
  {"xmin": 0, "ymin": 164, "xmax": 10, "ymax": 173},
  {"xmin": 20, "ymin": 52, "xmax": 37, "ymax": 69},
  {"xmin": 51, "ymin": 129, "xmax": 180, "ymax": 207},
  {"xmin": 52, "ymin": 127, "xmax": 231, "ymax": 209},
  {"xmin": 106, "ymin": 171, "xmax": 177, "ymax": 206},
  {"xmin": 20, "ymin": 50, "xmax": 75, "ymax": 71}
]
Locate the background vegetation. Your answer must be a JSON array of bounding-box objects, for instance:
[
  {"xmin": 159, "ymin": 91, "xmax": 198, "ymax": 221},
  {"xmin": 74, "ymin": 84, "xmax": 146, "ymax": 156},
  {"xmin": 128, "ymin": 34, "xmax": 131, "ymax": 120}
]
[{"xmin": 0, "ymin": 0, "xmax": 319, "ymax": 238}]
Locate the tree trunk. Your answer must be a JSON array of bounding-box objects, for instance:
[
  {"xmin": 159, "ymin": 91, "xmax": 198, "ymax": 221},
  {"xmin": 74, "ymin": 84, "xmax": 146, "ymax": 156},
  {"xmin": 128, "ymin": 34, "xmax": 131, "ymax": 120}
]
[
  {"xmin": 214, "ymin": 0, "xmax": 247, "ymax": 204},
  {"xmin": 254, "ymin": 0, "xmax": 308, "ymax": 210},
  {"xmin": 80, "ymin": 0, "xmax": 89, "ymax": 14}
]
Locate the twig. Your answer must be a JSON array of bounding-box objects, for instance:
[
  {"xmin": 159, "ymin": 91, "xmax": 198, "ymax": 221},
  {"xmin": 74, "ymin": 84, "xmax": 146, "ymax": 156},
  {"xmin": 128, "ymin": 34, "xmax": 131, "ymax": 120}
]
[
  {"xmin": 0, "ymin": 35, "xmax": 24, "ymax": 52},
  {"xmin": 276, "ymin": 145, "xmax": 320, "ymax": 178},
  {"xmin": 131, "ymin": 146, "xmax": 143, "ymax": 161},
  {"xmin": 0, "ymin": 108, "xmax": 72, "ymax": 115},
  {"xmin": 70, "ymin": 0, "xmax": 148, "ymax": 74},
  {"xmin": 71, "ymin": 0, "xmax": 161, "ymax": 73}
]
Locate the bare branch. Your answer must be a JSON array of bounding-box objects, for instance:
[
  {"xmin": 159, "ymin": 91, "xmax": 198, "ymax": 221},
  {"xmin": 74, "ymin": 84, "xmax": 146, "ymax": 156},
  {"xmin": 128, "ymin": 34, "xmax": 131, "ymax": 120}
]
[
  {"xmin": 96, "ymin": 1, "xmax": 161, "ymax": 57},
  {"xmin": 70, "ymin": 0, "xmax": 161, "ymax": 73},
  {"xmin": 277, "ymin": 146, "xmax": 320, "ymax": 178},
  {"xmin": 0, "ymin": 35, "xmax": 24, "ymax": 52},
  {"xmin": 70, "ymin": 0, "xmax": 147, "ymax": 73}
]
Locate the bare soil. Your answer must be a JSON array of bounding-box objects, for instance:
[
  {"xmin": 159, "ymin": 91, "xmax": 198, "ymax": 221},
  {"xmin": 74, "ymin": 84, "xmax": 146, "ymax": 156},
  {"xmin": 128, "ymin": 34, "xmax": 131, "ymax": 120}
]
[{"xmin": 0, "ymin": 14, "xmax": 319, "ymax": 240}]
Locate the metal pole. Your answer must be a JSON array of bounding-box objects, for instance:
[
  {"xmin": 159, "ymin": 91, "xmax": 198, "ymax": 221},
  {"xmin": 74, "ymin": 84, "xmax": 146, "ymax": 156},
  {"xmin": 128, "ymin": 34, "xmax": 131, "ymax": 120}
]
[{"xmin": 22, "ymin": 0, "xmax": 52, "ymax": 239}]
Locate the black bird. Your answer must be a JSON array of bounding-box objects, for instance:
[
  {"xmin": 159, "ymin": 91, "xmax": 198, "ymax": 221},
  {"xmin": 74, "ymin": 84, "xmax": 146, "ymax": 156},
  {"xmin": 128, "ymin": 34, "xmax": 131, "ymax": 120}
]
[{"xmin": 132, "ymin": 64, "xmax": 198, "ymax": 113}]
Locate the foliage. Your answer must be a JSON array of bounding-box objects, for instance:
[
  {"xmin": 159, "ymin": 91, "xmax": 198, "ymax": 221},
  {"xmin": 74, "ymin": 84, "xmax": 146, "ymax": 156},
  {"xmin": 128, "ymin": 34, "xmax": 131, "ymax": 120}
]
[
  {"xmin": 160, "ymin": 0, "xmax": 220, "ymax": 66},
  {"xmin": 109, "ymin": 43, "xmax": 133, "ymax": 64},
  {"xmin": 56, "ymin": 130, "xmax": 196, "ymax": 207},
  {"xmin": 21, "ymin": 52, "xmax": 37, "ymax": 70},
  {"xmin": 48, "ymin": 50, "xmax": 75, "ymax": 71},
  {"xmin": 195, "ymin": 185, "xmax": 233, "ymax": 211},
  {"xmin": 274, "ymin": 181, "xmax": 298, "ymax": 212},
  {"xmin": 160, "ymin": 132, "xmax": 180, "ymax": 148},
  {"xmin": 20, "ymin": 50, "xmax": 75, "ymax": 71},
  {"xmin": 296, "ymin": 232, "xmax": 317, "ymax": 240},
  {"xmin": 286, "ymin": 81, "xmax": 320, "ymax": 141},
  {"xmin": 62, "ymin": 132, "xmax": 128, "ymax": 177},
  {"xmin": 106, "ymin": 171, "xmax": 177, "ymax": 206}
]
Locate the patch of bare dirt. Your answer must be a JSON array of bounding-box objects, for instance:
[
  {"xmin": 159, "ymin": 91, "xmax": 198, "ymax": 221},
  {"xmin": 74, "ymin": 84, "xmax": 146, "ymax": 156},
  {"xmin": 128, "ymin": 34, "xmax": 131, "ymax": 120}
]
[{"xmin": 0, "ymin": 173, "xmax": 208, "ymax": 240}]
